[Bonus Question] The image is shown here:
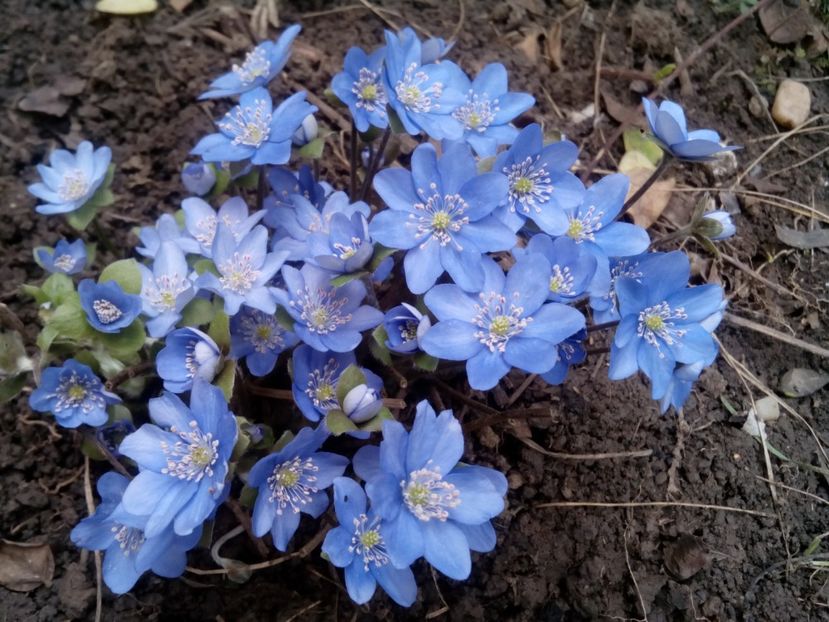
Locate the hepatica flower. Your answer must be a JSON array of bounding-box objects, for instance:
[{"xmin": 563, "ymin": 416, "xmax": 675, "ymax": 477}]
[
  {"xmin": 642, "ymin": 97, "xmax": 741, "ymax": 161},
  {"xmin": 307, "ymin": 212, "xmax": 373, "ymax": 274},
  {"xmin": 197, "ymin": 224, "xmax": 288, "ymax": 315},
  {"xmin": 30, "ymin": 359, "xmax": 120, "ymax": 428},
  {"xmin": 332, "ymin": 46, "xmax": 389, "ymax": 132},
  {"xmin": 452, "ymin": 63, "xmax": 534, "ymax": 158},
  {"xmin": 323, "ymin": 477, "xmax": 417, "ymax": 607},
  {"xmin": 28, "ymin": 141, "xmax": 111, "ymax": 215},
  {"xmin": 492, "ymin": 124, "xmax": 584, "ymax": 234},
  {"xmin": 119, "ymin": 380, "xmax": 237, "ymax": 537},
  {"xmin": 264, "ymin": 164, "xmax": 329, "ymax": 218},
  {"xmin": 291, "ymin": 345, "xmax": 356, "ymax": 421},
  {"xmin": 273, "ymin": 263, "xmax": 383, "ymax": 352},
  {"xmin": 353, "ymin": 401, "xmax": 507, "ymax": 580},
  {"xmin": 200, "ymin": 25, "xmax": 301, "ymax": 99},
  {"xmin": 192, "ymin": 88, "xmax": 316, "ymax": 166},
  {"xmin": 78, "ymin": 279, "xmax": 142, "ymax": 334},
  {"xmin": 183, "ymin": 196, "xmax": 264, "ymax": 257},
  {"xmin": 36, "ymin": 239, "xmax": 86, "ymax": 275},
  {"xmin": 383, "ymin": 303, "xmax": 431, "ymax": 354},
  {"xmin": 422, "ymin": 255, "xmax": 586, "ymax": 390},
  {"xmin": 249, "ymin": 424, "xmax": 348, "ymax": 551},
  {"xmin": 156, "ymin": 327, "xmax": 221, "ymax": 393},
  {"xmin": 181, "ymin": 162, "xmax": 216, "ymax": 196},
  {"xmin": 70, "ymin": 472, "xmax": 201, "ymax": 594},
  {"xmin": 658, "ymin": 361, "xmax": 706, "ymax": 414},
  {"xmin": 540, "ymin": 329, "xmax": 586, "ymax": 385},
  {"xmin": 136, "ymin": 213, "xmax": 201, "ymax": 259},
  {"xmin": 698, "ymin": 210, "xmax": 736, "ymax": 241},
  {"xmin": 229, "ymin": 305, "xmax": 298, "ymax": 377},
  {"xmin": 369, "ymin": 142, "xmax": 513, "ymax": 293},
  {"xmin": 514, "ymin": 234, "xmax": 597, "ymax": 303},
  {"xmin": 139, "ymin": 241, "xmax": 196, "ymax": 338},
  {"xmin": 589, "ymin": 252, "xmax": 665, "ymax": 324}
]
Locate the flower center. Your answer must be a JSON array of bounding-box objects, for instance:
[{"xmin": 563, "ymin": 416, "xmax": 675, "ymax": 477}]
[
  {"xmin": 232, "ymin": 47, "xmax": 271, "ymax": 85},
  {"xmin": 489, "ymin": 315, "xmax": 512, "ymax": 337},
  {"xmin": 353, "ymin": 68, "xmax": 387, "ymax": 114},
  {"xmin": 160, "ymin": 420, "xmax": 219, "ymax": 482},
  {"xmin": 146, "ymin": 274, "xmax": 190, "ymax": 312},
  {"xmin": 473, "ymin": 291, "xmax": 531, "ymax": 352},
  {"xmin": 349, "ymin": 514, "xmax": 390, "ymax": 570},
  {"xmin": 52, "ymin": 372, "xmax": 104, "ymax": 414},
  {"xmin": 184, "ymin": 339, "xmax": 218, "ymax": 379},
  {"xmin": 513, "ymin": 177, "xmax": 533, "ymax": 194},
  {"xmin": 305, "ymin": 359, "xmax": 340, "ymax": 412},
  {"xmin": 395, "ymin": 63, "xmax": 443, "ymax": 113},
  {"xmin": 505, "ymin": 156, "xmax": 553, "ymax": 215},
  {"xmin": 219, "ymin": 98, "xmax": 272, "ymax": 147},
  {"xmin": 92, "ymin": 299, "xmax": 124, "ymax": 325},
  {"xmin": 637, "ymin": 301, "xmax": 689, "ymax": 357},
  {"xmin": 58, "ymin": 169, "xmax": 90, "ymax": 202},
  {"xmin": 241, "ymin": 311, "xmax": 284, "ymax": 354},
  {"xmin": 111, "ymin": 524, "xmax": 145, "ymax": 556},
  {"xmin": 409, "ymin": 186, "xmax": 470, "ymax": 249},
  {"xmin": 333, "ymin": 237, "xmax": 363, "ymax": 261},
  {"xmin": 219, "ymin": 253, "xmax": 260, "ymax": 295},
  {"xmin": 291, "ymin": 287, "xmax": 353, "ymax": 335},
  {"xmin": 452, "ymin": 90, "xmax": 498, "ymax": 132},
  {"xmin": 399, "ymin": 319, "xmax": 418, "ymax": 342},
  {"xmin": 566, "ymin": 205, "xmax": 603, "ymax": 242},
  {"xmin": 401, "ymin": 464, "xmax": 460, "ymax": 522},
  {"xmin": 267, "ymin": 456, "xmax": 319, "ymax": 514},
  {"xmin": 53, "ymin": 254, "xmax": 77, "ymax": 272},
  {"xmin": 549, "ymin": 265, "xmax": 575, "ymax": 295}
]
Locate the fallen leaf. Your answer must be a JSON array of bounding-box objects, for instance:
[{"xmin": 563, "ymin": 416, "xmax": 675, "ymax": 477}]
[
  {"xmin": 775, "ymin": 225, "xmax": 829, "ymax": 249},
  {"xmin": 619, "ymin": 155, "xmax": 676, "ymax": 229},
  {"xmin": 780, "ymin": 368, "xmax": 829, "ymax": 398},
  {"xmin": 0, "ymin": 540, "xmax": 55, "ymax": 592},
  {"xmin": 95, "ymin": 0, "xmax": 158, "ymax": 14},
  {"xmin": 601, "ymin": 89, "xmax": 643, "ymax": 127},
  {"xmin": 759, "ymin": 0, "xmax": 813, "ymax": 44},
  {"xmin": 53, "ymin": 76, "xmax": 87, "ymax": 97},
  {"xmin": 170, "ymin": 0, "xmax": 192, "ymax": 12},
  {"xmin": 516, "ymin": 30, "xmax": 542, "ymax": 64},
  {"xmin": 18, "ymin": 87, "xmax": 70, "ymax": 117},
  {"xmin": 545, "ymin": 21, "xmax": 563, "ymax": 71}
]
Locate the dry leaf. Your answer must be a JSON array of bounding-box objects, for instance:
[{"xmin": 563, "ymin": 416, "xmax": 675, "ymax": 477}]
[
  {"xmin": 0, "ymin": 540, "xmax": 55, "ymax": 592},
  {"xmin": 759, "ymin": 1, "xmax": 812, "ymax": 44},
  {"xmin": 516, "ymin": 30, "xmax": 541, "ymax": 64},
  {"xmin": 170, "ymin": 0, "xmax": 193, "ymax": 12},
  {"xmin": 664, "ymin": 534, "xmax": 708, "ymax": 582},
  {"xmin": 775, "ymin": 225, "xmax": 829, "ymax": 249},
  {"xmin": 545, "ymin": 22, "xmax": 563, "ymax": 71},
  {"xmin": 95, "ymin": 0, "xmax": 158, "ymax": 14},
  {"xmin": 601, "ymin": 89, "xmax": 643, "ymax": 127},
  {"xmin": 624, "ymin": 166, "xmax": 675, "ymax": 228},
  {"xmin": 18, "ymin": 87, "xmax": 70, "ymax": 117}
]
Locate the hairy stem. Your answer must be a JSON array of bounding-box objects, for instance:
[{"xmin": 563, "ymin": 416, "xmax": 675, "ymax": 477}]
[
  {"xmin": 349, "ymin": 120, "xmax": 358, "ymax": 201},
  {"xmin": 359, "ymin": 127, "xmax": 391, "ymax": 201},
  {"xmin": 256, "ymin": 165, "xmax": 268, "ymax": 212},
  {"xmin": 618, "ymin": 156, "xmax": 671, "ymax": 219}
]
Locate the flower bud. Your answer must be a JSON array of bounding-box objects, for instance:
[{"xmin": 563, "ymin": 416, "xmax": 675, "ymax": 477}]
[
  {"xmin": 697, "ymin": 211, "xmax": 736, "ymax": 241},
  {"xmin": 181, "ymin": 162, "xmax": 216, "ymax": 196},
  {"xmin": 343, "ymin": 384, "xmax": 383, "ymax": 423},
  {"xmin": 292, "ymin": 114, "xmax": 318, "ymax": 146}
]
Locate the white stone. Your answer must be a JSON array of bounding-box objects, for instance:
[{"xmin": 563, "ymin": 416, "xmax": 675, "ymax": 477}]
[{"xmin": 771, "ymin": 79, "xmax": 811, "ymax": 129}]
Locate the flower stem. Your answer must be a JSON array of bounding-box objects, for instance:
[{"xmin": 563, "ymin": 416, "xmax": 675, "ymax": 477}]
[
  {"xmin": 256, "ymin": 165, "xmax": 267, "ymax": 212},
  {"xmin": 617, "ymin": 156, "xmax": 671, "ymax": 219},
  {"xmin": 586, "ymin": 320, "xmax": 620, "ymax": 333},
  {"xmin": 359, "ymin": 127, "xmax": 391, "ymax": 201},
  {"xmin": 349, "ymin": 120, "xmax": 358, "ymax": 201}
]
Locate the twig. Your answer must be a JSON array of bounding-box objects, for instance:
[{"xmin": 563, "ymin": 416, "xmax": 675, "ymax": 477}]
[
  {"xmin": 226, "ymin": 498, "xmax": 270, "ymax": 559},
  {"xmin": 449, "ymin": 0, "xmax": 465, "ymax": 42},
  {"xmin": 618, "ymin": 156, "xmax": 671, "ymax": 218},
  {"xmin": 465, "ymin": 407, "xmax": 554, "ymax": 432},
  {"xmin": 762, "ymin": 144, "xmax": 829, "ymax": 181},
  {"xmin": 285, "ymin": 601, "xmax": 322, "ymax": 622},
  {"xmin": 435, "ymin": 380, "xmax": 499, "ymax": 416},
  {"xmin": 359, "ymin": 127, "xmax": 391, "ymax": 200},
  {"xmin": 724, "ymin": 313, "xmax": 829, "ymax": 359},
  {"xmin": 426, "ymin": 566, "xmax": 450, "ymax": 619},
  {"xmin": 505, "ymin": 373, "xmax": 536, "ymax": 409},
  {"xmin": 624, "ymin": 524, "xmax": 649, "ymax": 622},
  {"xmin": 105, "ymin": 360, "xmax": 154, "ymax": 391},
  {"xmin": 754, "ymin": 475, "xmax": 829, "ymax": 507},
  {"xmin": 349, "ymin": 120, "xmax": 358, "ymax": 201},
  {"xmin": 285, "ymin": 76, "xmax": 351, "ymax": 131},
  {"xmin": 720, "ymin": 253, "xmax": 807, "ymax": 303},
  {"xmin": 356, "ymin": 0, "xmax": 400, "ymax": 31},
  {"xmin": 592, "ymin": 1, "xmax": 616, "ymax": 130},
  {"xmin": 537, "ymin": 500, "xmax": 773, "ymax": 518},
  {"xmin": 84, "ymin": 457, "xmax": 103, "ymax": 622},
  {"xmin": 517, "ymin": 435, "xmax": 652, "ymax": 461}
]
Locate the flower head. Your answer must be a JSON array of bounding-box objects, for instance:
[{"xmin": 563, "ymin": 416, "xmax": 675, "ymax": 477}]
[
  {"xmin": 514, "ymin": 234, "xmax": 597, "ymax": 303},
  {"xmin": 139, "ymin": 241, "xmax": 196, "ymax": 338},
  {"xmin": 383, "ymin": 303, "xmax": 431, "ymax": 354},
  {"xmin": 588, "ymin": 252, "xmax": 666, "ymax": 324},
  {"xmin": 182, "ymin": 196, "xmax": 264, "ymax": 258},
  {"xmin": 698, "ymin": 210, "xmax": 736, "ymax": 241},
  {"xmin": 307, "ymin": 212, "xmax": 374, "ymax": 274},
  {"xmin": 28, "ymin": 141, "xmax": 111, "ymax": 215},
  {"xmin": 156, "ymin": 327, "xmax": 221, "ymax": 393},
  {"xmin": 248, "ymin": 424, "xmax": 348, "ymax": 551},
  {"xmin": 332, "ymin": 46, "xmax": 389, "ymax": 132},
  {"xmin": 229, "ymin": 305, "xmax": 298, "ymax": 377},
  {"xmin": 36, "ymin": 239, "xmax": 87, "ymax": 275},
  {"xmin": 136, "ymin": 213, "xmax": 201, "ymax": 259},
  {"xmin": 78, "ymin": 279, "xmax": 142, "ymax": 334},
  {"xmin": 30, "ymin": 359, "xmax": 120, "ymax": 428},
  {"xmin": 291, "ymin": 345, "xmax": 353, "ymax": 421},
  {"xmin": 181, "ymin": 162, "xmax": 216, "ymax": 196}
]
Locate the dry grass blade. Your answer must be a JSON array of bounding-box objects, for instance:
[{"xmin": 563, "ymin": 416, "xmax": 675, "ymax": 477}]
[
  {"xmin": 536, "ymin": 500, "xmax": 773, "ymax": 518},
  {"xmin": 724, "ymin": 313, "xmax": 829, "ymax": 358},
  {"xmin": 517, "ymin": 435, "xmax": 653, "ymax": 461}
]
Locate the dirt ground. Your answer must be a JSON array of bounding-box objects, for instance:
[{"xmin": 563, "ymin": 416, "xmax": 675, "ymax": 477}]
[{"xmin": 1, "ymin": 0, "xmax": 828, "ymax": 620}]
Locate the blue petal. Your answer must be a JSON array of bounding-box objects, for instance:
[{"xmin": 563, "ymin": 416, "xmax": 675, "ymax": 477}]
[
  {"xmin": 503, "ymin": 337, "xmax": 557, "ymax": 373},
  {"xmin": 403, "ymin": 242, "xmax": 443, "ymax": 294},
  {"xmin": 466, "ymin": 349, "xmax": 510, "ymax": 390},
  {"xmin": 345, "ymin": 558, "xmax": 377, "ymax": 604},
  {"xmin": 379, "ymin": 420, "xmax": 408, "ymax": 479},
  {"xmin": 323, "ymin": 525, "xmax": 355, "ymax": 568},
  {"xmin": 458, "ymin": 521, "xmax": 497, "ymax": 553},
  {"xmin": 406, "ymin": 403, "xmax": 463, "ymax": 475},
  {"xmin": 333, "ymin": 476, "xmax": 366, "ymax": 528},
  {"xmin": 373, "ymin": 563, "xmax": 418, "ymax": 607},
  {"xmin": 424, "ymin": 284, "xmax": 478, "ymax": 321},
  {"xmin": 352, "ymin": 446, "xmax": 381, "ymax": 483},
  {"xmin": 440, "ymin": 246, "xmax": 484, "ymax": 292},
  {"xmin": 366, "ymin": 473, "xmax": 402, "ymax": 521},
  {"xmin": 373, "ymin": 168, "xmax": 419, "ymax": 212},
  {"xmin": 445, "ymin": 470, "xmax": 504, "ymax": 524},
  {"xmin": 271, "ymin": 508, "xmax": 301, "ymax": 551},
  {"xmin": 609, "ymin": 340, "xmax": 639, "ymax": 380},
  {"xmin": 422, "ymin": 520, "xmax": 471, "ymax": 580},
  {"xmin": 420, "ymin": 319, "xmax": 481, "ymax": 360},
  {"xmin": 383, "ymin": 509, "xmax": 423, "ymax": 569},
  {"xmin": 252, "ymin": 491, "xmax": 276, "ymax": 537},
  {"xmin": 505, "ymin": 253, "xmax": 550, "ymax": 315}
]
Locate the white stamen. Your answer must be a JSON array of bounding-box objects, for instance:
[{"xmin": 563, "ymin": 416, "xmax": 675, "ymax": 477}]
[
  {"xmin": 395, "ymin": 63, "xmax": 443, "ymax": 113},
  {"xmin": 219, "ymin": 99, "xmax": 272, "ymax": 147},
  {"xmin": 473, "ymin": 291, "xmax": 531, "ymax": 353},
  {"xmin": 349, "ymin": 514, "xmax": 390, "ymax": 570},
  {"xmin": 401, "ymin": 463, "xmax": 460, "ymax": 522},
  {"xmin": 92, "ymin": 299, "xmax": 124, "ymax": 325},
  {"xmin": 232, "ymin": 47, "xmax": 271, "ymax": 85},
  {"xmin": 160, "ymin": 420, "xmax": 219, "ymax": 482},
  {"xmin": 58, "ymin": 169, "xmax": 90, "ymax": 202},
  {"xmin": 267, "ymin": 456, "xmax": 319, "ymax": 515}
]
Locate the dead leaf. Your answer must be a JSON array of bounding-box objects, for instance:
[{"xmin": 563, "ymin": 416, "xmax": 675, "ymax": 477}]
[
  {"xmin": 170, "ymin": 0, "xmax": 193, "ymax": 12},
  {"xmin": 601, "ymin": 89, "xmax": 644, "ymax": 127},
  {"xmin": 18, "ymin": 87, "xmax": 70, "ymax": 117},
  {"xmin": 624, "ymin": 166, "xmax": 676, "ymax": 228},
  {"xmin": 545, "ymin": 21, "xmax": 563, "ymax": 71},
  {"xmin": 759, "ymin": 0, "xmax": 812, "ymax": 44},
  {"xmin": 780, "ymin": 368, "xmax": 829, "ymax": 398},
  {"xmin": 0, "ymin": 540, "xmax": 55, "ymax": 592},
  {"xmin": 53, "ymin": 76, "xmax": 87, "ymax": 97},
  {"xmin": 516, "ymin": 30, "xmax": 542, "ymax": 64},
  {"xmin": 95, "ymin": 0, "xmax": 158, "ymax": 14},
  {"xmin": 775, "ymin": 225, "xmax": 829, "ymax": 249}
]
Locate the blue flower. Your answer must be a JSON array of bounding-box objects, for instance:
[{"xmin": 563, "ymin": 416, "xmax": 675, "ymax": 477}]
[
  {"xmin": 264, "ymin": 164, "xmax": 330, "ymax": 221},
  {"xmin": 291, "ymin": 345, "xmax": 354, "ymax": 421},
  {"xmin": 492, "ymin": 124, "xmax": 585, "ymax": 233},
  {"xmin": 421, "ymin": 255, "xmax": 586, "ymax": 390},
  {"xmin": 514, "ymin": 234, "xmax": 597, "ymax": 303},
  {"xmin": 700, "ymin": 210, "xmax": 736, "ymax": 241},
  {"xmin": 307, "ymin": 212, "xmax": 373, "ymax": 274},
  {"xmin": 28, "ymin": 141, "xmax": 111, "ymax": 215},
  {"xmin": 181, "ymin": 162, "xmax": 216, "ymax": 196},
  {"xmin": 229, "ymin": 305, "xmax": 298, "ymax": 377},
  {"xmin": 182, "ymin": 196, "xmax": 264, "ymax": 258},
  {"xmin": 450, "ymin": 63, "xmax": 534, "ymax": 157},
  {"xmin": 273, "ymin": 264, "xmax": 383, "ymax": 353},
  {"xmin": 196, "ymin": 224, "xmax": 288, "ymax": 315},
  {"xmin": 383, "ymin": 28, "xmax": 466, "ymax": 140},
  {"xmin": 29, "ymin": 359, "xmax": 120, "ymax": 428},
  {"xmin": 136, "ymin": 213, "xmax": 201, "ymax": 259},
  {"xmin": 383, "ymin": 303, "xmax": 431, "ymax": 354},
  {"xmin": 139, "ymin": 241, "xmax": 196, "ymax": 338},
  {"xmin": 156, "ymin": 327, "xmax": 222, "ymax": 393},
  {"xmin": 322, "ymin": 477, "xmax": 417, "ymax": 607},
  {"xmin": 353, "ymin": 401, "xmax": 507, "ymax": 580},
  {"xmin": 78, "ymin": 279, "xmax": 142, "ymax": 334},
  {"xmin": 119, "ymin": 379, "xmax": 238, "ymax": 537},
  {"xmin": 36, "ymin": 239, "xmax": 87, "ymax": 275},
  {"xmin": 192, "ymin": 88, "xmax": 317, "ymax": 166},
  {"xmin": 332, "ymin": 46, "xmax": 389, "ymax": 132},
  {"xmin": 342, "ymin": 383, "xmax": 384, "ymax": 424},
  {"xmin": 642, "ymin": 97, "xmax": 741, "ymax": 161},
  {"xmin": 657, "ymin": 361, "xmax": 706, "ymax": 414},
  {"xmin": 540, "ymin": 329, "xmax": 586, "ymax": 385},
  {"xmin": 589, "ymin": 252, "xmax": 666, "ymax": 324},
  {"xmin": 70, "ymin": 472, "xmax": 201, "ymax": 594},
  {"xmin": 420, "ymin": 36, "xmax": 454, "ymax": 64},
  {"xmin": 609, "ymin": 251, "xmax": 723, "ymax": 398},
  {"xmin": 199, "ymin": 25, "xmax": 301, "ymax": 99},
  {"xmin": 292, "ymin": 114, "xmax": 318, "ymax": 146},
  {"xmin": 248, "ymin": 424, "xmax": 348, "ymax": 551},
  {"xmin": 369, "ymin": 142, "xmax": 513, "ymax": 294}
]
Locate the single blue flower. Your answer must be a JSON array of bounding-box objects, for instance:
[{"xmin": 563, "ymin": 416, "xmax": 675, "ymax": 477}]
[
  {"xmin": 229, "ymin": 305, "xmax": 298, "ymax": 377},
  {"xmin": 657, "ymin": 361, "xmax": 706, "ymax": 414},
  {"xmin": 492, "ymin": 124, "xmax": 585, "ymax": 234},
  {"xmin": 450, "ymin": 63, "xmax": 534, "ymax": 157},
  {"xmin": 70, "ymin": 472, "xmax": 202, "ymax": 594},
  {"xmin": 332, "ymin": 46, "xmax": 389, "ymax": 132},
  {"xmin": 421, "ymin": 255, "xmax": 586, "ymax": 390},
  {"xmin": 29, "ymin": 359, "xmax": 120, "ymax": 428},
  {"xmin": 382, "ymin": 28, "xmax": 466, "ymax": 140},
  {"xmin": 139, "ymin": 241, "xmax": 196, "ymax": 338},
  {"xmin": 181, "ymin": 162, "xmax": 216, "ymax": 196},
  {"xmin": 642, "ymin": 97, "xmax": 741, "ymax": 161},
  {"xmin": 307, "ymin": 212, "xmax": 373, "ymax": 274},
  {"xmin": 322, "ymin": 477, "xmax": 417, "ymax": 607},
  {"xmin": 156, "ymin": 327, "xmax": 222, "ymax": 393},
  {"xmin": 136, "ymin": 213, "xmax": 201, "ymax": 259},
  {"xmin": 383, "ymin": 303, "xmax": 431, "ymax": 354},
  {"xmin": 540, "ymin": 329, "xmax": 586, "ymax": 385},
  {"xmin": 36, "ymin": 239, "xmax": 87, "ymax": 275},
  {"xmin": 514, "ymin": 234, "xmax": 597, "ymax": 303},
  {"xmin": 182, "ymin": 195, "xmax": 264, "ymax": 258},
  {"xmin": 353, "ymin": 401, "xmax": 507, "ymax": 580},
  {"xmin": 28, "ymin": 141, "xmax": 111, "ymax": 215},
  {"xmin": 609, "ymin": 251, "xmax": 724, "ymax": 398},
  {"xmin": 196, "ymin": 223, "xmax": 288, "ymax": 315},
  {"xmin": 199, "ymin": 25, "xmax": 301, "ymax": 99},
  {"xmin": 589, "ymin": 252, "xmax": 666, "ymax": 324},
  {"xmin": 248, "ymin": 424, "xmax": 348, "ymax": 551},
  {"xmin": 700, "ymin": 210, "xmax": 736, "ymax": 241},
  {"xmin": 369, "ymin": 142, "xmax": 513, "ymax": 293},
  {"xmin": 273, "ymin": 264, "xmax": 383, "ymax": 353},
  {"xmin": 192, "ymin": 88, "xmax": 317, "ymax": 166},
  {"xmin": 78, "ymin": 279, "xmax": 142, "ymax": 334},
  {"xmin": 119, "ymin": 379, "xmax": 238, "ymax": 537}
]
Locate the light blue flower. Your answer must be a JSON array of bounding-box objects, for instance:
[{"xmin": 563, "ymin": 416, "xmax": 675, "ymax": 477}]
[
  {"xmin": 332, "ymin": 46, "xmax": 389, "ymax": 132},
  {"xmin": 383, "ymin": 303, "xmax": 431, "ymax": 354},
  {"xmin": 263, "ymin": 164, "xmax": 330, "ymax": 222},
  {"xmin": 156, "ymin": 327, "xmax": 222, "ymax": 393},
  {"xmin": 192, "ymin": 88, "xmax": 316, "ymax": 166},
  {"xmin": 248, "ymin": 424, "xmax": 348, "ymax": 551},
  {"xmin": 273, "ymin": 264, "xmax": 383, "ymax": 353},
  {"xmin": 700, "ymin": 210, "xmax": 736, "ymax": 241},
  {"xmin": 78, "ymin": 279, "xmax": 142, "ymax": 334},
  {"xmin": 181, "ymin": 162, "xmax": 216, "ymax": 196},
  {"xmin": 229, "ymin": 305, "xmax": 298, "ymax": 377},
  {"xmin": 119, "ymin": 380, "xmax": 238, "ymax": 537},
  {"xmin": 36, "ymin": 239, "xmax": 87, "ymax": 275},
  {"xmin": 322, "ymin": 477, "xmax": 417, "ymax": 607},
  {"xmin": 642, "ymin": 97, "xmax": 741, "ymax": 161},
  {"xmin": 139, "ymin": 241, "xmax": 196, "ymax": 338},
  {"xmin": 200, "ymin": 25, "xmax": 301, "ymax": 99},
  {"xmin": 540, "ymin": 329, "xmax": 586, "ymax": 385},
  {"xmin": 421, "ymin": 255, "xmax": 585, "ymax": 390},
  {"xmin": 29, "ymin": 359, "xmax": 120, "ymax": 428},
  {"xmin": 307, "ymin": 212, "xmax": 373, "ymax": 274},
  {"xmin": 292, "ymin": 114, "xmax": 318, "ymax": 146},
  {"xmin": 420, "ymin": 36, "xmax": 454, "ymax": 64},
  {"xmin": 353, "ymin": 401, "xmax": 507, "ymax": 580},
  {"xmin": 182, "ymin": 196, "xmax": 264, "ymax": 258},
  {"xmin": 513, "ymin": 234, "xmax": 597, "ymax": 303},
  {"xmin": 70, "ymin": 472, "xmax": 201, "ymax": 594},
  {"xmin": 589, "ymin": 252, "xmax": 666, "ymax": 324},
  {"xmin": 369, "ymin": 142, "xmax": 513, "ymax": 294},
  {"xmin": 28, "ymin": 141, "xmax": 111, "ymax": 215},
  {"xmin": 291, "ymin": 345, "xmax": 352, "ymax": 421},
  {"xmin": 136, "ymin": 213, "xmax": 201, "ymax": 259}
]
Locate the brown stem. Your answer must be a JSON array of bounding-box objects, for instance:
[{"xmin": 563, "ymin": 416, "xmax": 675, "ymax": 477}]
[
  {"xmin": 586, "ymin": 320, "xmax": 619, "ymax": 333},
  {"xmin": 359, "ymin": 127, "xmax": 391, "ymax": 201},
  {"xmin": 349, "ymin": 120, "xmax": 358, "ymax": 201},
  {"xmin": 256, "ymin": 165, "xmax": 268, "ymax": 212},
  {"xmin": 104, "ymin": 360, "xmax": 154, "ymax": 391},
  {"xmin": 617, "ymin": 156, "xmax": 670, "ymax": 219}
]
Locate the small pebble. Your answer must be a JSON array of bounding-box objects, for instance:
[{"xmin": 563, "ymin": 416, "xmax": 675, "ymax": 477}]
[{"xmin": 771, "ymin": 79, "xmax": 811, "ymax": 129}]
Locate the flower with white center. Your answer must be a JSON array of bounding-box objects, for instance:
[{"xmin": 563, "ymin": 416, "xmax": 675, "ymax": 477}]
[
  {"xmin": 139, "ymin": 241, "xmax": 196, "ymax": 338},
  {"xmin": 28, "ymin": 140, "xmax": 112, "ymax": 215},
  {"xmin": 636, "ymin": 302, "xmax": 689, "ymax": 356},
  {"xmin": 332, "ymin": 46, "xmax": 390, "ymax": 132},
  {"xmin": 233, "ymin": 46, "xmax": 271, "ymax": 85},
  {"xmin": 472, "ymin": 291, "xmax": 531, "ymax": 353},
  {"xmin": 182, "ymin": 195, "xmax": 264, "ymax": 257},
  {"xmin": 353, "ymin": 68, "xmax": 387, "ymax": 113},
  {"xmin": 156, "ymin": 327, "xmax": 222, "ymax": 394},
  {"xmin": 349, "ymin": 514, "xmax": 390, "ymax": 570},
  {"xmin": 541, "ymin": 329, "xmax": 587, "ymax": 386},
  {"xmin": 267, "ymin": 456, "xmax": 320, "ymax": 515},
  {"xmin": 505, "ymin": 155, "xmax": 554, "ymax": 216},
  {"xmin": 77, "ymin": 279, "xmax": 142, "ymax": 334},
  {"xmin": 382, "ymin": 303, "xmax": 432, "ymax": 354},
  {"xmin": 402, "ymin": 464, "xmax": 461, "ymax": 521},
  {"xmin": 307, "ymin": 211, "xmax": 374, "ymax": 274},
  {"xmin": 58, "ymin": 169, "xmax": 90, "ymax": 201},
  {"xmin": 160, "ymin": 420, "xmax": 220, "ymax": 482},
  {"xmin": 230, "ymin": 306, "xmax": 298, "ymax": 377},
  {"xmin": 453, "ymin": 90, "xmax": 498, "ymax": 132},
  {"xmin": 136, "ymin": 213, "xmax": 201, "ymax": 259},
  {"xmin": 395, "ymin": 62, "xmax": 443, "ymax": 113},
  {"xmin": 219, "ymin": 98, "xmax": 273, "ymax": 147},
  {"xmin": 290, "ymin": 345, "xmax": 360, "ymax": 422}
]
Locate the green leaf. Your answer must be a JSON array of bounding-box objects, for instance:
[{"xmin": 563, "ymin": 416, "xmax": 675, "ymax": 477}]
[
  {"xmin": 0, "ymin": 373, "xmax": 28, "ymax": 403},
  {"xmin": 85, "ymin": 188, "xmax": 115, "ymax": 209},
  {"xmin": 234, "ymin": 169, "xmax": 259, "ymax": 190},
  {"xmin": 231, "ymin": 415, "xmax": 252, "ymax": 460},
  {"xmin": 275, "ymin": 305, "xmax": 295, "ymax": 332},
  {"xmin": 0, "ymin": 331, "xmax": 32, "ymax": 376},
  {"xmin": 99, "ymin": 259, "xmax": 142, "ymax": 294},
  {"xmin": 271, "ymin": 429, "xmax": 295, "ymax": 453},
  {"xmin": 239, "ymin": 485, "xmax": 258, "ymax": 508},
  {"xmin": 325, "ymin": 409, "xmax": 358, "ymax": 435},
  {"xmin": 81, "ymin": 436, "xmax": 107, "ymax": 461},
  {"xmin": 367, "ymin": 244, "xmax": 396, "ymax": 273},
  {"xmin": 387, "ymin": 106, "xmax": 406, "ymax": 134},
  {"xmin": 335, "ymin": 364, "xmax": 367, "ymax": 406},
  {"xmin": 49, "ymin": 296, "xmax": 92, "ymax": 341},
  {"xmin": 91, "ymin": 347, "xmax": 126, "ymax": 378},
  {"xmin": 653, "ymin": 63, "xmax": 677, "ymax": 82},
  {"xmin": 193, "ymin": 258, "xmax": 219, "ymax": 277},
  {"xmin": 36, "ymin": 326, "xmax": 59, "ymax": 354},
  {"xmin": 622, "ymin": 129, "xmax": 663, "ymax": 166},
  {"xmin": 413, "ymin": 352, "xmax": 439, "ymax": 372},
  {"xmin": 215, "ymin": 360, "xmax": 236, "ymax": 402},
  {"xmin": 359, "ymin": 406, "xmax": 394, "ymax": 433},
  {"xmin": 21, "ymin": 284, "xmax": 47, "ymax": 305},
  {"xmin": 369, "ymin": 326, "xmax": 392, "ymax": 365},
  {"xmin": 66, "ymin": 201, "xmax": 101, "ymax": 231},
  {"xmin": 180, "ymin": 297, "xmax": 215, "ymax": 327},
  {"xmin": 208, "ymin": 309, "xmax": 230, "ymax": 351},
  {"xmin": 85, "ymin": 242, "xmax": 97, "ymax": 267},
  {"xmin": 298, "ymin": 137, "xmax": 325, "ymax": 159},
  {"xmin": 108, "ymin": 404, "xmax": 133, "ymax": 424},
  {"xmin": 96, "ymin": 320, "xmax": 146, "ymax": 359},
  {"xmin": 41, "ymin": 273, "xmax": 75, "ymax": 305},
  {"xmin": 330, "ymin": 271, "xmax": 368, "ymax": 288},
  {"xmin": 210, "ymin": 165, "xmax": 231, "ymax": 198}
]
